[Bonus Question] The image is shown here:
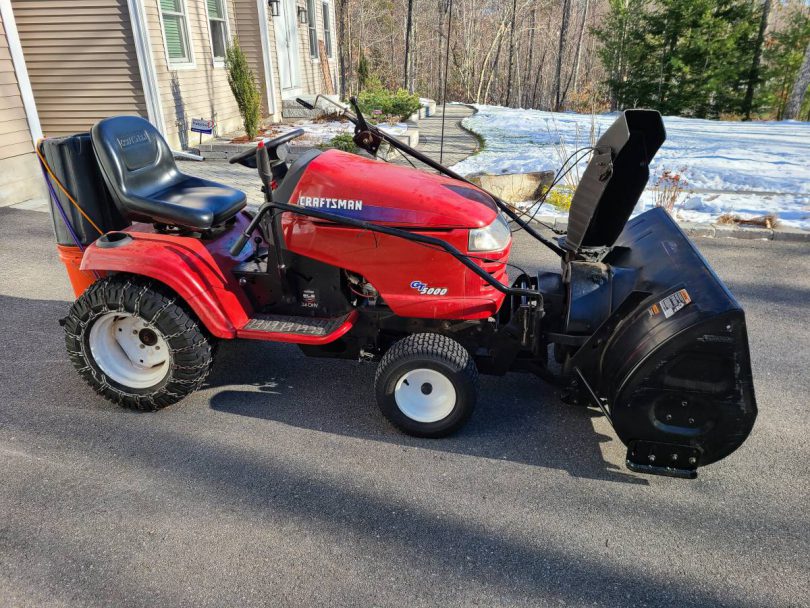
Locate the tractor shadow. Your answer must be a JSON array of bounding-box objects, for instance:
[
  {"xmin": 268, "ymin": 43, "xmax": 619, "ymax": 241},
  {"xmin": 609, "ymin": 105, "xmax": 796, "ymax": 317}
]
[{"xmin": 208, "ymin": 339, "xmax": 647, "ymax": 486}]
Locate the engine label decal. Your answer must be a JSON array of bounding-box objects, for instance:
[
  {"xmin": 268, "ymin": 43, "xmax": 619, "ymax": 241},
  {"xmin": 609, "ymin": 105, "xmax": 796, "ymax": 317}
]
[
  {"xmin": 410, "ymin": 281, "xmax": 448, "ymax": 296},
  {"xmin": 649, "ymin": 289, "xmax": 692, "ymax": 319}
]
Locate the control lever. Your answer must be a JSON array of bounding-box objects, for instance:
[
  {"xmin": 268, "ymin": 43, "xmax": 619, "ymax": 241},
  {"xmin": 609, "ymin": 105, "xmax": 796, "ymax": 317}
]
[{"xmin": 349, "ymin": 96, "xmax": 382, "ymax": 156}]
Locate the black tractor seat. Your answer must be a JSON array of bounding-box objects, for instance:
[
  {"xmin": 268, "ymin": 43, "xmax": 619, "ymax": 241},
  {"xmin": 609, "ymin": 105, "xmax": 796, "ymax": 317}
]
[{"xmin": 91, "ymin": 116, "xmax": 246, "ymax": 231}]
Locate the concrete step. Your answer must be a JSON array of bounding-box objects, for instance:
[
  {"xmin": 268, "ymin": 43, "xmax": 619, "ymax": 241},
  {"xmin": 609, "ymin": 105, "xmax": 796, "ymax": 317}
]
[{"xmin": 281, "ymin": 94, "xmax": 341, "ymax": 120}]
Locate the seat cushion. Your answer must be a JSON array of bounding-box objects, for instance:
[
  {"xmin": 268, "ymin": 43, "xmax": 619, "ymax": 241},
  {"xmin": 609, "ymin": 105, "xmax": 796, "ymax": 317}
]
[
  {"xmin": 91, "ymin": 116, "xmax": 247, "ymax": 231},
  {"xmin": 149, "ymin": 176, "xmax": 247, "ymax": 228}
]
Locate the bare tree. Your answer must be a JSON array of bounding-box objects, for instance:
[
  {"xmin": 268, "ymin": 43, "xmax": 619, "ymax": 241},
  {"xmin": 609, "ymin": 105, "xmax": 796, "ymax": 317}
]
[
  {"xmin": 784, "ymin": 40, "xmax": 810, "ymax": 120},
  {"xmin": 554, "ymin": 0, "xmax": 572, "ymax": 111},
  {"xmin": 742, "ymin": 0, "xmax": 771, "ymax": 120}
]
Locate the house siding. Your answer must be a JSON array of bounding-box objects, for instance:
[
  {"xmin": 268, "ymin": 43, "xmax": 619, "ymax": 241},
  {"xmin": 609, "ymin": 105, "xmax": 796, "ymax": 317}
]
[
  {"xmin": 12, "ymin": 0, "xmax": 147, "ymax": 136},
  {"xmin": 232, "ymin": 0, "xmax": 274, "ymax": 117},
  {"xmin": 144, "ymin": 0, "xmax": 242, "ymax": 148},
  {"xmin": 0, "ymin": 8, "xmax": 45, "ymax": 207}
]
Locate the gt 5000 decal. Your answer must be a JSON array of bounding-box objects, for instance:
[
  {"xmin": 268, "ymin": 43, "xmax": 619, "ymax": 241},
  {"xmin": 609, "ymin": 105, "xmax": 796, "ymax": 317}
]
[
  {"xmin": 298, "ymin": 196, "xmax": 364, "ymax": 211},
  {"xmin": 410, "ymin": 281, "xmax": 448, "ymax": 296}
]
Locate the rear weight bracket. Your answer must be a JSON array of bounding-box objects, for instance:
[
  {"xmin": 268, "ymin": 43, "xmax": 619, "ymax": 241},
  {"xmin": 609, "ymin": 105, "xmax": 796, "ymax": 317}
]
[{"xmin": 626, "ymin": 440, "xmax": 701, "ymax": 479}]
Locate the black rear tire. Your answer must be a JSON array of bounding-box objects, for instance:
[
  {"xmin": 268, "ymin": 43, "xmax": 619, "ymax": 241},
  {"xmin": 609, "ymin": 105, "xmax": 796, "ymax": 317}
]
[
  {"xmin": 374, "ymin": 333, "xmax": 478, "ymax": 437},
  {"xmin": 63, "ymin": 276, "xmax": 214, "ymax": 411}
]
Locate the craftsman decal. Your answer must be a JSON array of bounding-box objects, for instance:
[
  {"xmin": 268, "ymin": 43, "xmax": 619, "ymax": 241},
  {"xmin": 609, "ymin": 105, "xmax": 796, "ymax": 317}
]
[
  {"xmin": 298, "ymin": 196, "xmax": 364, "ymax": 211},
  {"xmin": 410, "ymin": 281, "xmax": 448, "ymax": 296}
]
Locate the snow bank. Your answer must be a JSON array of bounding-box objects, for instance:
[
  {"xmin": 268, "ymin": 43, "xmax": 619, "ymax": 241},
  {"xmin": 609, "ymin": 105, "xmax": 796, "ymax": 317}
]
[{"xmin": 453, "ymin": 105, "xmax": 810, "ymax": 229}]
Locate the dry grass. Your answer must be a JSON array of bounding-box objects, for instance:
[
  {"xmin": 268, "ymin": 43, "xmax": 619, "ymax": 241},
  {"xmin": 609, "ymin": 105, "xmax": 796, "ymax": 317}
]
[
  {"xmin": 652, "ymin": 168, "xmax": 687, "ymax": 214},
  {"xmin": 716, "ymin": 213, "xmax": 779, "ymax": 228}
]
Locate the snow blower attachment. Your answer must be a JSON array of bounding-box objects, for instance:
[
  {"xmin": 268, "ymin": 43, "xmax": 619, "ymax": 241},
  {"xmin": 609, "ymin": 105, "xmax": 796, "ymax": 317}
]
[
  {"xmin": 44, "ymin": 101, "xmax": 756, "ymax": 479},
  {"xmin": 552, "ymin": 110, "xmax": 756, "ymax": 478}
]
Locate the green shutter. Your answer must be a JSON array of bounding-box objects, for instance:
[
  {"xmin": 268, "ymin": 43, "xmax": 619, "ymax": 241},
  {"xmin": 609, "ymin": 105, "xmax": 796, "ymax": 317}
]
[
  {"xmin": 163, "ymin": 15, "xmax": 185, "ymax": 60},
  {"xmin": 207, "ymin": 0, "xmax": 224, "ymax": 19},
  {"xmin": 161, "ymin": 0, "xmax": 182, "ymax": 12}
]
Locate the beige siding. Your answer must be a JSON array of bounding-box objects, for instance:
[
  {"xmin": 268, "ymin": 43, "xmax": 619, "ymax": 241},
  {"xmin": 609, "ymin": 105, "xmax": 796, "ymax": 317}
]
[
  {"xmin": 12, "ymin": 0, "xmax": 147, "ymax": 136},
  {"xmin": 0, "ymin": 11, "xmax": 33, "ymax": 159},
  {"xmin": 145, "ymin": 0, "xmax": 242, "ymax": 148},
  {"xmin": 232, "ymin": 0, "xmax": 273, "ymax": 116},
  {"xmin": 0, "ymin": 9, "xmax": 46, "ymax": 207}
]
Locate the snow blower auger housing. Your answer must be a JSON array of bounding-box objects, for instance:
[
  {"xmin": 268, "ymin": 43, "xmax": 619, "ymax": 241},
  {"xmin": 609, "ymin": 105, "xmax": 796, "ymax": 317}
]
[{"xmin": 43, "ymin": 98, "xmax": 756, "ymax": 479}]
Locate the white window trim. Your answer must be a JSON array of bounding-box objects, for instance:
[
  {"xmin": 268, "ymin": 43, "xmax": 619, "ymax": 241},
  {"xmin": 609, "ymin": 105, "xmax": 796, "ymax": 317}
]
[
  {"xmin": 321, "ymin": 0, "xmax": 333, "ymax": 60},
  {"xmin": 157, "ymin": 0, "xmax": 196, "ymax": 70},
  {"xmin": 204, "ymin": 0, "xmax": 231, "ymax": 68},
  {"xmin": 126, "ymin": 0, "xmax": 166, "ymax": 134}
]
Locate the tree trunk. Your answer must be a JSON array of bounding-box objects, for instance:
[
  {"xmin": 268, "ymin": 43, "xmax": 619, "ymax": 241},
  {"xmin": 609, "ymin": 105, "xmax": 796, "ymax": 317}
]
[
  {"xmin": 505, "ymin": 0, "xmax": 518, "ymax": 107},
  {"xmin": 784, "ymin": 41, "xmax": 810, "ymax": 120},
  {"xmin": 572, "ymin": 0, "xmax": 589, "ymax": 94},
  {"xmin": 404, "ymin": 0, "xmax": 415, "ymax": 91},
  {"xmin": 336, "ymin": 0, "xmax": 348, "ymax": 99},
  {"xmin": 475, "ymin": 21, "xmax": 506, "ymax": 104},
  {"xmin": 524, "ymin": 4, "xmax": 537, "ymax": 107},
  {"xmin": 742, "ymin": 0, "xmax": 771, "ymax": 120},
  {"xmin": 553, "ymin": 0, "xmax": 571, "ymax": 111}
]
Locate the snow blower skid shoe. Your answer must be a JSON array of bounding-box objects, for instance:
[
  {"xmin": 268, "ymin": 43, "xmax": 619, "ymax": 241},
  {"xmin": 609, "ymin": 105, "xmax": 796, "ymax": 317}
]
[{"xmin": 43, "ymin": 100, "xmax": 755, "ymax": 478}]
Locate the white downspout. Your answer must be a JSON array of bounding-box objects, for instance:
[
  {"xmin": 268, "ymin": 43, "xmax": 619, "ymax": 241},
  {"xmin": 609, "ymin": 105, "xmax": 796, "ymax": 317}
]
[
  {"xmin": 257, "ymin": 0, "xmax": 279, "ymax": 120},
  {"xmin": 0, "ymin": 0, "xmax": 42, "ymax": 142},
  {"xmin": 126, "ymin": 0, "xmax": 166, "ymax": 134}
]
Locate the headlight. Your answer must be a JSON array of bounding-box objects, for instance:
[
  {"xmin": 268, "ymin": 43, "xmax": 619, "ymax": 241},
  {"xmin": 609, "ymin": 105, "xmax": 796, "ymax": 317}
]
[{"xmin": 468, "ymin": 214, "xmax": 511, "ymax": 252}]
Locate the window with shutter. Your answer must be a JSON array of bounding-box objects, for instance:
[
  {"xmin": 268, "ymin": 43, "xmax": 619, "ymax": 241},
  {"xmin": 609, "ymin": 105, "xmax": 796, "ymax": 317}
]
[
  {"xmin": 322, "ymin": 2, "xmax": 332, "ymax": 58},
  {"xmin": 160, "ymin": 0, "xmax": 193, "ymax": 66},
  {"xmin": 307, "ymin": 0, "xmax": 318, "ymax": 59},
  {"xmin": 207, "ymin": 0, "xmax": 229, "ymax": 64}
]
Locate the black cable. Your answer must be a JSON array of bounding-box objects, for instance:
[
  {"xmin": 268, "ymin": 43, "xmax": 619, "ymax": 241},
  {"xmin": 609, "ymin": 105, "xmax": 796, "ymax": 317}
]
[{"xmin": 507, "ymin": 146, "xmax": 596, "ymax": 235}]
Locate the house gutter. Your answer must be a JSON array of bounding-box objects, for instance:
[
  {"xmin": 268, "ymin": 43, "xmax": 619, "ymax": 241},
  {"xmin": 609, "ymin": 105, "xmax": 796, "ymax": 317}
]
[
  {"xmin": 126, "ymin": 0, "xmax": 166, "ymax": 135},
  {"xmin": 0, "ymin": 0, "xmax": 42, "ymax": 143}
]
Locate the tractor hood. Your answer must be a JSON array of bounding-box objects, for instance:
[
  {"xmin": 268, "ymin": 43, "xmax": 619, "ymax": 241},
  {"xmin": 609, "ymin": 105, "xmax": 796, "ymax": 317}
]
[
  {"xmin": 288, "ymin": 149, "xmax": 499, "ymax": 229},
  {"xmin": 565, "ymin": 110, "xmax": 666, "ymax": 252}
]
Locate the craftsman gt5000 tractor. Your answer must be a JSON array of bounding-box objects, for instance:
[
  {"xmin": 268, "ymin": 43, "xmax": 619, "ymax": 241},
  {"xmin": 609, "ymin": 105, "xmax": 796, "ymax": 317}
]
[{"xmin": 41, "ymin": 98, "xmax": 756, "ymax": 478}]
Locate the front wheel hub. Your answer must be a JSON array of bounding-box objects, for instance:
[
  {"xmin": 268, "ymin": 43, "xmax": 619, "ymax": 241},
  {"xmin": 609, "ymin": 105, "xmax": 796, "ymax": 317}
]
[{"xmin": 394, "ymin": 368, "xmax": 456, "ymax": 423}]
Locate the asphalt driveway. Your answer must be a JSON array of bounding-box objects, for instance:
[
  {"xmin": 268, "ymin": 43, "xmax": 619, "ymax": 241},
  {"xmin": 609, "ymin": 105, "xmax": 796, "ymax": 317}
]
[{"xmin": 0, "ymin": 206, "xmax": 808, "ymax": 607}]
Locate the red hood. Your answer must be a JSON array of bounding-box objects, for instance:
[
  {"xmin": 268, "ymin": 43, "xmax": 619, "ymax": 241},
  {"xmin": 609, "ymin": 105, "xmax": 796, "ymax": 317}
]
[{"xmin": 288, "ymin": 149, "xmax": 499, "ymax": 229}]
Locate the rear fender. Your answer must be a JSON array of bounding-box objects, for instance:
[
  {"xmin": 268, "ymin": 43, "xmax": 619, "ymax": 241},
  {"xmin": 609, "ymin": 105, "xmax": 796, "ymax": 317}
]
[{"xmin": 81, "ymin": 231, "xmax": 251, "ymax": 338}]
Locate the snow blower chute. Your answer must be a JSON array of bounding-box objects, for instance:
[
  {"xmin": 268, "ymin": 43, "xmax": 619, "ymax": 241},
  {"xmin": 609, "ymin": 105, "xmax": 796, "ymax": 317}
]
[{"xmin": 43, "ymin": 97, "xmax": 755, "ymax": 478}]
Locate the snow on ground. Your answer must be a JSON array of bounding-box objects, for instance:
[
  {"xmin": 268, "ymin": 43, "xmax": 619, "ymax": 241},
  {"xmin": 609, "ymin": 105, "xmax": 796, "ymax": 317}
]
[{"xmin": 452, "ymin": 105, "xmax": 810, "ymax": 229}]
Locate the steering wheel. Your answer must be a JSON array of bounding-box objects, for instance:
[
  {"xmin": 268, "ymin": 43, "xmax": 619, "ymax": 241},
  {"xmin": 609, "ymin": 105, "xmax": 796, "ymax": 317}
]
[{"xmin": 228, "ymin": 128, "xmax": 305, "ymax": 165}]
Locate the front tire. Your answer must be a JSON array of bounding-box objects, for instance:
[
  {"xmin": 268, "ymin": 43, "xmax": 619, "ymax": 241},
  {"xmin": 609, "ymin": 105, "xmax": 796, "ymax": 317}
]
[
  {"xmin": 374, "ymin": 333, "xmax": 478, "ymax": 437},
  {"xmin": 63, "ymin": 276, "xmax": 213, "ymax": 411}
]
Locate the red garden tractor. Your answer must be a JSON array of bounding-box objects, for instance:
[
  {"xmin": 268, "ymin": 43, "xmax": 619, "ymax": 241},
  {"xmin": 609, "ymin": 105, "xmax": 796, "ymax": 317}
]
[{"xmin": 40, "ymin": 98, "xmax": 756, "ymax": 478}]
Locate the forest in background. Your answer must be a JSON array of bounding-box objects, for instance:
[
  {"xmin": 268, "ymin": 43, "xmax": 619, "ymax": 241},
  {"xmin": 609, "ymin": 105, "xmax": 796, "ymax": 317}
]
[{"xmin": 333, "ymin": 0, "xmax": 810, "ymax": 120}]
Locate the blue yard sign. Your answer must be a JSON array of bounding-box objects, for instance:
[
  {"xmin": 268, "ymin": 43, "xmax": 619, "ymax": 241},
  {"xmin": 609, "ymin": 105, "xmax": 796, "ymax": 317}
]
[{"xmin": 191, "ymin": 118, "xmax": 214, "ymax": 135}]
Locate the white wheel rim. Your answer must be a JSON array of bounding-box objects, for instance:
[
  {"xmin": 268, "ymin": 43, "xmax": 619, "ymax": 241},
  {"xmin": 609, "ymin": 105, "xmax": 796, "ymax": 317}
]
[
  {"xmin": 88, "ymin": 312, "xmax": 170, "ymax": 389},
  {"xmin": 394, "ymin": 368, "xmax": 457, "ymax": 423}
]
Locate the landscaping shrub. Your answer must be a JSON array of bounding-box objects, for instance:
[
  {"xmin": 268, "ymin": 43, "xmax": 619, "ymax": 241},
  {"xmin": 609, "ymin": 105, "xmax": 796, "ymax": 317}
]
[
  {"xmin": 356, "ymin": 78, "xmax": 421, "ymax": 122},
  {"xmin": 226, "ymin": 39, "xmax": 262, "ymax": 139},
  {"xmin": 321, "ymin": 133, "xmax": 359, "ymax": 154},
  {"xmin": 543, "ymin": 188, "xmax": 573, "ymax": 212}
]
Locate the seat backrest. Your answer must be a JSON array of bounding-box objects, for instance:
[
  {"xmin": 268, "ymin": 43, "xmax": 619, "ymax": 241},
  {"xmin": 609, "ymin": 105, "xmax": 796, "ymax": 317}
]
[{"xmin": 91, "ymin": 116, "xmax": 180, "ymax": 220}]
